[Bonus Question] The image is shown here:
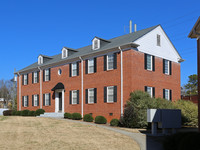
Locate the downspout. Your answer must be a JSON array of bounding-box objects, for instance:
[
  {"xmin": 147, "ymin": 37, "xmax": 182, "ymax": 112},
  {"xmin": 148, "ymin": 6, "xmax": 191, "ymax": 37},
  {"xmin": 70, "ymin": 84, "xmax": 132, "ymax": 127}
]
[
  {"xmin": 38, "ymin": 67, "xmax": 42, "ymax": 109},
  {"xmin": 79, "ymin": 57, "xmax": 84, "ymax": 118},
  {"xmin": 118, "ymin": 46, "xmax": 123, "ymax": 117},
  {"xmin": 18, "ymin": 73, "xmax": 21, "ymax": 111}
]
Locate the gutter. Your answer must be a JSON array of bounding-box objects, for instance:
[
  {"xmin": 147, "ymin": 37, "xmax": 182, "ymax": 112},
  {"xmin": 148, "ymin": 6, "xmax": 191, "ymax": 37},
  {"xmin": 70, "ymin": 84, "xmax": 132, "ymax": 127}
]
[
  {"xmin": 38, "ymin": 67, "xmax": 43, "ymax": 109},
  {"xmin": 79, "ymin": 56, "xmax": 84, "ymax": 118},
  {"xmin": 17, "ymin": 73, "xmax": 21, "ymax": 111}
]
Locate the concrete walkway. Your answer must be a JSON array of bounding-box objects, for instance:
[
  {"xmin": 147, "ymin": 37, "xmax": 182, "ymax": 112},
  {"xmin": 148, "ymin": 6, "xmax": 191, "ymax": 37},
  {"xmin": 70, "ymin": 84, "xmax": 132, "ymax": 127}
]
[{"xmin": 58, "ymin": 118, "xmax": 164, "ymax": 150}]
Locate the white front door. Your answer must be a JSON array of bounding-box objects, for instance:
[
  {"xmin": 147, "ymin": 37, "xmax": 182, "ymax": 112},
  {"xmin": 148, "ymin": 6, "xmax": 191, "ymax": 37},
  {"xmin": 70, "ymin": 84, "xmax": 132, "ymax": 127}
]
[{"xmin": 55, "ymin": 89, "xmax": 65, "ymax": 113}]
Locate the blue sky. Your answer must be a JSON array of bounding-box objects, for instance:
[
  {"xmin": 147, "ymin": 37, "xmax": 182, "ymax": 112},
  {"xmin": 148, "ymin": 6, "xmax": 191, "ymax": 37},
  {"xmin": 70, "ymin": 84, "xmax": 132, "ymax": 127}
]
[{"xmin": 0, "ymin": 0, "xmax": 199, "ymax": 86}]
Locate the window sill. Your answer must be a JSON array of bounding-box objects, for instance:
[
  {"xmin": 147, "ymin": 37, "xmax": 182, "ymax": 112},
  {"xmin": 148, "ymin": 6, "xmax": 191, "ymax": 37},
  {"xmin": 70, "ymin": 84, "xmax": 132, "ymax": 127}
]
[
  {"xmin": 106, "ymin": 102, "xmax": 115, "ymax": 104},
  {"xmin": 71, "ymin": 104, "xmax": 78, "ymax": 105},
  {"xmin": 87, "ymin": 103, "xmax": 95, "ymax": 105}
]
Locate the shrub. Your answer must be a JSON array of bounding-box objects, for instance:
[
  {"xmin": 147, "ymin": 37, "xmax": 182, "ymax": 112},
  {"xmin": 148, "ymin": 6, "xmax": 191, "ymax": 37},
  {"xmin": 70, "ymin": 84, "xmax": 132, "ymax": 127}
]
[
  {"xmin": 83, "ymin": 114, "xmax": 93, "ymax": 122},
  {"xmin": 95, "ymin": 116, "xmax": 107, "ymax": 124},
  {"xmin": 16, "ymin": 111, "xmax": 21, "ymax": 116},
  {"xmin": 174, "ymin": 100, "xmax": 198, "ymax": 127},
  {"xmin": 11, "ymin": 110, "xmax": 17, "ymax": 116},
  {"xmin": 163, "ymin": 132, "xmax": 200, "ymax": 150},
  {"xmin": 35, "ymin": 109, "xmax": 45, "ymax": 116},
  {"xmin": 3, "ymin": 110, "xmax": 12, "ymax": 116},
  {"xmin": 64, "ymin": 113, "xmax": 72, "ymax": 119},
  {"xmin": 21, "ymin": 110, "xmax": 30, "ymax": 116},
  {"xmin": 28, "ymin": 111, "xmax": 35, "ymax": 116},
  {"xmin": 110, "ymin": 119, "xmax": 119, "ymax": 126},
  {"xmin": 71, "ymin": 113, "xmax": 82, "ymax": 120}
]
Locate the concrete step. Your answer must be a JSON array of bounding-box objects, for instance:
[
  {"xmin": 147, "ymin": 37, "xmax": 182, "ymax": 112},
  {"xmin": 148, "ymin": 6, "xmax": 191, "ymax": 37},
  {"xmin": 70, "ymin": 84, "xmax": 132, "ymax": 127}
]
[{"xmin": 38, "ymin": 112, "xmax": 64, "ymax": 118}]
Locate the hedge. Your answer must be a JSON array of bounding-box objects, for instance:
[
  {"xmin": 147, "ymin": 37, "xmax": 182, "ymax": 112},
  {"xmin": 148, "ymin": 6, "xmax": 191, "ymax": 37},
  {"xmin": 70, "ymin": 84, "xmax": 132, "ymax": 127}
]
[
  {"xmin": 21, "ymin": 110, "xmax": 30, "ymax": 116},
  {"xmin": 95, "ymin": 116, "xmax": 107, "ymax": 124},
  {"xmin": 3, "ymin": 110, "xmax": 12, "ymax": 116},
  {"xmin": 110, "ymin": 119, "xmax": 119, "ymax": 126},
  {"xmin": 35, "ymin": 109, "xmax": 45, "ymax": 116},
  {"xmin": 16, "ymin": 111, "xmax": 21, "ymax": 116},
  {"xmin": 71, "ymin": 113, "xmax": 82, "ymax": 120},
  {"xmin": 83, "ymin": 114, "xmax": 93, "ymax": 122},
  {"xmin": 64, "ymin": 113, "xmax": 72, "ymax": 119},
  {"xmin": 28, "ymin": 111, "xmax": 35, "ymax": 116},
  {"xmin": 11, "ymin": 110, "xmax": 17, "ymax": 116}
]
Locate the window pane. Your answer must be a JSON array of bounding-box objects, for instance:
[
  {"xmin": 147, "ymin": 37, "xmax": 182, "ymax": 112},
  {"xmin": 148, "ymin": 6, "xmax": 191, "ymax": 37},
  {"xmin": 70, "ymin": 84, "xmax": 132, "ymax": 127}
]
[
  {"xmin": 147, "ymin": 55, "xmax": 152, "ymax": 70},
  {"xmin": 88, "ymin": 59, "xmax": 94, "ymax": 73},
  {"xmin": 72, "ymin": 91, "xmax": 77, "ymax": 104},
  {"xmin": 45, "ymin": 94, "xmax": 49, "ymax": 106},
  {"xmin": 34, "ymin": 72, "xmax": 37, "ymax": 83},
  {"xmin": 147, "ymin": 87, "xmax": 152, "ymax": 97},
  {"xmin": 165, "ymin": 60, "xmax": 169, "ymax": 74},
  {"xmin": 72, "ymin": 63, "xmax": 77, "ymax": 76},
  {"xmin": 34, "ymin": 95, "xmax": 37, "ymax": 106},
  {"xmin": 107, "ymin": 55, "xmax": 114, "ymax": 70},
  {"xmin": 88, "ymin": 89, "xmax": 94, "ymax": 103},
  {"xmin": 24, "ymin": 96, "xmax": 27, "ymax": 107},
  {"xmin": 107, "ymin": 86, "xmax": 114, "ymax": 102},
  {"xmin": 165, "ymin": 90, "xmax": 169, "ymax": 100},
  {"xmin": 24, "ymin": 75, "xmax": 27, "ymax": 85},
  {"xmin": 45, "ymin": 70, "xmax": 49, "ymax": 81}
]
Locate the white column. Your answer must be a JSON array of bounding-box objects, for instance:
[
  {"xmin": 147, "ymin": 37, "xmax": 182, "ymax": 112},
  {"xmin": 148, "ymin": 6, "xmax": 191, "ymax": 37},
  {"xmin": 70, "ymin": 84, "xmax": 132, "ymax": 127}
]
[
  {"xmin": 19, "ymin": 75, "xmax": 21, "ymax": 111},
  {"xmin": 62, "ymin": 90, "xmax": 65, "ymax": 113},
  {"xmin": 120, "ymin": 49, "xmax": 123, "ymax": 117},
  {"xmin": 39, "ymin": 69, "xmax": 42, "ymax": 109},
  {"xmin": 55, "ymin": 92, "xmax": 58, "ymax": 113}
]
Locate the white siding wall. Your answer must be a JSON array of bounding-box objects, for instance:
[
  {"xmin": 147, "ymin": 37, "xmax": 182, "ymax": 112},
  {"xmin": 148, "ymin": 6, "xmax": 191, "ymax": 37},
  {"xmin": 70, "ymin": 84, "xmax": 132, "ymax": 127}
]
[{"xmin": 134, "ymin": 26, "xmax": 181, "ymax": 63}]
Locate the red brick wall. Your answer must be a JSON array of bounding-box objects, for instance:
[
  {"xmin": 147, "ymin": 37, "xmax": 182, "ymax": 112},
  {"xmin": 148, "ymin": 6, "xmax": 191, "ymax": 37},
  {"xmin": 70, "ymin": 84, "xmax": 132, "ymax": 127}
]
[{"xmin": 17, "ymin": 49, "xmax": 181, "ymax": 122}]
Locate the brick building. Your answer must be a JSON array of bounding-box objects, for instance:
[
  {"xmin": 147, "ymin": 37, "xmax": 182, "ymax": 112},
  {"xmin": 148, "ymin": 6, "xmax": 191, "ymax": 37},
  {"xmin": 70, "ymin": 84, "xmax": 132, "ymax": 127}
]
[{"xmin": 15, "ymin": 25, "xmax": 183, "ymax": 122}]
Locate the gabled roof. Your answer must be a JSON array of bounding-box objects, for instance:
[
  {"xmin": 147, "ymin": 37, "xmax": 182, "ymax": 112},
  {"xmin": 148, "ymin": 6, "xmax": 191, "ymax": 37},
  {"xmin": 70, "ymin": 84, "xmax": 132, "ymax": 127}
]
[
  {"xmin": 188, "ymin": 17, "xmax": 200, "ymax": 38},
  {"xmin": 16, "ymin": 25, "xmax": 159, "ymax": 74}
]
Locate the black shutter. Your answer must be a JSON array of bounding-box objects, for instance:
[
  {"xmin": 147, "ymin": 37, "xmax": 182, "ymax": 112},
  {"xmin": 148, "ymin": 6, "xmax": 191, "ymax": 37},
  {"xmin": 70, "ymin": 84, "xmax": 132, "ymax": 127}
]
[
  {"xmin": 153, "ymin": 87, "xmax": 155, "ymax": 97},
  {"xmin": 43, "ymin": 94, "xmax": 45, "ymax": 106},
  {"xmin": 69, "ymin": 64, "xmax": 72, "ymax": 77},
  {"xmin": 22, "ymin": 96, "xmax": 24, "ymax": 107},
  {"xmin": 114, "ymin": 53, "xmax": 117, "ymax": 69},
  {"xmin": 144, "ymin": 54, "xmax": 147, "ymax": 70},
  {"xmin": 49, "ymin": 68, "xmax": 51, "ymax": 81},
  {"xmin": 77, "ymin": 90, "xmax": 79, "ymax": 104},
  {"xmin": 170, "ymin": 90, "xmax": 172, "ymax": 101},
  {"xmin": 85, "ymin": 60, "xmax": 88, "ymax": 74},
  {"xmin": 114, "ymin": 86, "xmax": 117, "ymax": 102},
  {"xmin": 27, "ymin": 74, "xmax": 28, "ymax": 85},
  {"xmin": 32, "ymin": 95, "xmax": 34, "ymax": 106},
  {"xmin": 144, "ymin": 86, "xmax": 147, "ymax": 92},
  {"xmin": 104, "ymin": 55, "xmax": 107, "ymax": 71},
  {"xmin": 94, "ymin": 58, "xmax": 97, "ymax": 73},
  {"xmin": 32, "ymin": 72, "xmax": 34, "ymax": 84},
  {"xmin": 49, "ymin": 93, "xmax": 51, "ymax": 105},
  {"xmin": 27, "ymin": 96, "xmax": 29, "ymax": 107},
  {"xmin": 169, "ymin": 61, "xmax": 172, "ymax": 75},
  {"xmin": 163, "ymin": 59, "xmax": 165, "ymax": 74},
  {"xmin": 152, "ymin": 56, "xmax": 155, "ymax": 71},
  {"xmin": 85, "ymin": 89, "xmax": 88, "ymax": 104},
  {"xmin": 37, "ymin": 94, "xmax": 39, "ymax": 106},
  {"xmin": 163, "ymin": 89, "xmax": 165, "ymax": 99},
  {"xmin": 94, "ymin": 88, "xmax": 97, "ymax": 103},
  {"xmin": 104, "ymin": 87, "xmax": 107, "ymax": 103},
  {"xmin": 22, "ymin": 75, "xmax": 24, "ymax": 85},
  {"xmin": 43, "ymin": 70, "xmax": 45, "ymax": 81},
  {"xmin": 37, "ymin": 71, "xmax": 39, "ymax": 83},
  {"xmin": 69, "ymin": 91, "xmax": 72, "ymax": 104}
]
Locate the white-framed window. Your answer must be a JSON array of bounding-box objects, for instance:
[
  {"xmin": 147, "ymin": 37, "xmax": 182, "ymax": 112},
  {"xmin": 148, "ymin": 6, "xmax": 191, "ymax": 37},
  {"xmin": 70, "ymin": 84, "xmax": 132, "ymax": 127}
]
[
  {"xmin": 146, "ymin": 54, "xmax": 152, "ymax": 71},
  {"xmin": 72, "ymin": 90, "xmax": 77, "ymax": 104},
  {"xmin": 45, "ymin": 93, "xmax": 50, "ymax": 106},
  {"xmin": 107, "ymin": 54, "xmax": 114, "ymax": 70},
  {"xmin": 164, "ymin": 60, "xmax": 169, "ymax": 75},
  {"xmin": 88, "ymin": 88, "xmax": 94, "ymax": 103},
  {"xmin": 107, "ymin": 86, "xmax": 114, "ymax": 103},
  {"xmin": 34, "ymin": 95, "xmax": 38, "ymax": 106},
  {"xmin": 164, "ymin": 89, "xmax": 170, "ymax": 100},
  {"xmin": 44, "ymin": 69, "xmax": 50, "ymax": 81},
  {"xmin": 62, "ymin": 49, "xmax": 68, "ymax": 59},
  {"xmin": 38, "ymin": 55, "xmax": 43, "ymax": 65},
  {"xmin": 88, "ymin": 59, "xmax": 94, "ymax": 74},
  {"xmin": 24, "ymin": 96, "xmax": 28, "ymax": 107},
  {"xmin": 33, "ymin": 72, "xmax": 38, "ymax": 83},
  {"xmin": 58, "ymin": 69, "xmax": 62, "ymax": 75},
  {"xmin": 72, "ymin": 63, "xmax": 77, "ymax": 77},
  {"xmin": 146, "ymin": 87, "xmax": 153, "ymax": 98},
  {"xmin": 92, "ymin": 38, "xmax": 100, "ymax": 50},
  {"xmin": 24, "ymin": 74, "xmax": 28, "ymax": 85},
  {"xmin": 157, "ymin": 34, "xmax": 161, "ymax": 46}
]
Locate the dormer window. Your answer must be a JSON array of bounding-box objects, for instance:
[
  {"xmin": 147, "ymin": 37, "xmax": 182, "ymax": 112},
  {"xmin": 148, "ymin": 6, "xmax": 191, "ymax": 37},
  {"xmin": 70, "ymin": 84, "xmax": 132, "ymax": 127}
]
[
  {"xmin": 38, "ymin": 55, "xmax": 43, "ymax": 65},
  {"xmin": 62, "ymin": 48, "xmax": 68, "ymax": 59},
  {"xmin": 92, "ymin": 38, "xmax": 100, "ymax": 50}
]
